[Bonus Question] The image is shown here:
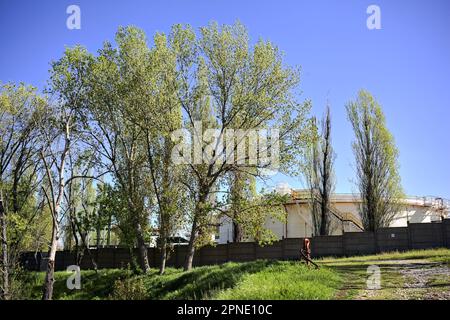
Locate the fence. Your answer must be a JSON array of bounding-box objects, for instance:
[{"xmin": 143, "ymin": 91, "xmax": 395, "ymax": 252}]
[{"xmin": 22, "ymin": 219, "xmax": 450, "ymax": 271}]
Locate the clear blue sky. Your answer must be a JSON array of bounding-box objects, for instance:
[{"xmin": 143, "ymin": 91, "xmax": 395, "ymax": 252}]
[{"xmin": 1, "ymin": 0, "xmax": 449, "ymax": 199}]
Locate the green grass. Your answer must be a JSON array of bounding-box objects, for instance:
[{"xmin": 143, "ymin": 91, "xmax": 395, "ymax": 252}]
[
  {"xmin": 320, "ymin": 248, "xmax": 450, "ymax": 265},
  {"xmin": 215, "ymin": 262, "xmax": 341, "ymax": 300},
  {"xmin": 140, "ymin": 260, "xmax": 282, "ymax": 300},
  {"xmin": 23, "ymin": 260, "xmax": 342, "ymax": 300},
  {"xmin": 24, "ymin": 269, "xmax": 130, "ymax": 300},
  {"xmin": 22, "ymin": 248, "xmax": 450, "ymax": 300}
]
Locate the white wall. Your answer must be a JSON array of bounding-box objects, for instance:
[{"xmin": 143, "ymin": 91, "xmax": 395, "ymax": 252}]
[
  {"xmin": 390, "ymin": 205, "xmax": 442, "ymax": 227},
  {"xmin": 218, "ymin": 216, "xmax": 233, "ymax": 244},
  {"xmin": 285, "ymin": 203, "xmax": 314, "ymax": 238}
]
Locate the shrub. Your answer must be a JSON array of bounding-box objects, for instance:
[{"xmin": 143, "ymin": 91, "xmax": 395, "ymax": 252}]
[{"xmin": 110, "ymin": 277, "xmax": 147, "ymax": 300}]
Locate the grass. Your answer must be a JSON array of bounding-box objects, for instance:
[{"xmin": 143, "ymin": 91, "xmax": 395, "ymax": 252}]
[
  {"xmin": 22, "ymin": 248, "xmax": 450, "ymax": 300},
  {"xmin": 24, "ymin": 269, "xmax": 130, "ymax": 300},
  {"xmin": 140, "ymin": 260, "xmax": 281, "ymax": 300},
  {"xmin": 24, "ymin": 260, "xmax": 342, "ymax": 300},
  {"xmin": 319, "ymin": 248, "xmax": 450, "ymax": 265},
  {"xmin": 215, "ymin": 262, "xmax": 340, "ymax": 300}
]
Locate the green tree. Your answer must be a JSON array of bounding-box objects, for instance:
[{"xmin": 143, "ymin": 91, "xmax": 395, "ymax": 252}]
[
  {"xmin": 170, "ymin": 22, "xmax": 311, "ymax": 270},
  {"xmin": 86, "ymin": 27, "xmax": 153, "ymax": 273},
  {"xmin": 95, "ymin": 183, "xmax": 119, "ymax": 247},
  {"xmin": 39, "ymin": 46, "xmax": 92, "ymax": 300},
  {"xmin": 228, "ymin": 171, "xmax": 256, "ymax": 242},
  {"xmin": 123, "ymin": 30, "xmax": 187, "ymax": 275},
  {"xmin": 0, "ymin": 82, "xmax": 48, "ymax": 300},
  {"xmin": 346, "ymin": 90, "xmax": 404, "ymax": 231},
  {"xmin": 64, "ymin": 157, "xmax": 101, "ymax": 269},
  {"xmin": 223, "ymin": 171, "xmax": 287, "ymax": 243}
]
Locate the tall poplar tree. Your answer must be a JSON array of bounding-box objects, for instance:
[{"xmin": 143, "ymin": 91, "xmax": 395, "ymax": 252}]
[{"xmin": 346, "ymin": 90, "xmax": 403, "ymax": 231}]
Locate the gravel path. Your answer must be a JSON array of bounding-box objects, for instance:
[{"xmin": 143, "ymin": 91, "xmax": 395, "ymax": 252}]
[
  {"xmin": 357, "ymin": 260, "xmax": 450, "ymax": 300},
  {"xmin": 395, "ymin": 264, "xmax": 450, "ymax": 300}
]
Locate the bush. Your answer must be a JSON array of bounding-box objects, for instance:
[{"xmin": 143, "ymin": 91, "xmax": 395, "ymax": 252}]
[
  {"xmin": 3, "ymin": 267, "xmax": 42, "ymax": 300},
  {"xmin": 110, "ymin": 277, "xmax": 147, "ymax": 300}
]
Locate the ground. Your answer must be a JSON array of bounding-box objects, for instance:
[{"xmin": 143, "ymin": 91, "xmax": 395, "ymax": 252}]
[
  {"xmin": 322, "ymin": 248, "xmax": 450, "ymax": 300},
  {"xmin": 23, "ymin": 248, "xmax": 450, "ymax": 300}
]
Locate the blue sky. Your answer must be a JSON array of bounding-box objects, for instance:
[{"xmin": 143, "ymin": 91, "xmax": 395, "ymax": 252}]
[{"xmin": 1, "ymin": 0, "xmax": 449, "ymax": 198}]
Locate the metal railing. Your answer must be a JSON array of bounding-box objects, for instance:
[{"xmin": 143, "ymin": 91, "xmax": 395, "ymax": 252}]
[{"xmin": 291, "ymin": 190, "xmax": 450, "ymax": 209}]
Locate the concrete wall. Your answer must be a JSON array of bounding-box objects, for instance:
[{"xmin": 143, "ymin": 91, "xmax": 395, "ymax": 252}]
[
  {"xmin": 390, "ymin": 205, "xmax": 443, "ymax": 227},
  {"xmin": 285, "ymin": 203, "xmax": 313, "ymax": 238},
  {"xmin": 409, "ymin": 222, "xmax": 444, "ymax": 249},
  {"xmin": 22, "ymin": 219, "xmax": 450, "ymax": 271},
  {"xmin": 311, "ymin": 236, "xmax": 344, "ymax": 256},
  {"xmin": 310, "ymin": 220, "xmax": 450, "ymax": 257},
  {"xmin": 376, "ymin": 227, "xmax": 409, "ymax": 252},
  {"xmin": 343, "ymin": 232, "xmax": 377, "ymax": 256}
]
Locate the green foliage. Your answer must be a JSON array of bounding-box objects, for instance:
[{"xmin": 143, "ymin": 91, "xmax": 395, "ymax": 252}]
[
  {"xmin": 85, "ymin": 26, "xmax": 163, "ymax": 271},
  {"xmin": 6, "ymin": 209, "xmax": 52, "ymax": 252},
  {"xmin": 3, "ymin": 267, "xmax": 41, "ymax": 300},
  {"xmin": 346, "ymin": 90, "xmax": 404, "ymax": 230},
  {"xmin": 110, "ymin": 277, "xmax": 148, "ymax": 300},
  {"xmin": 216, "ymin": 262, "xmax": 341, "ymax": 300},
  {"xmin": 165, "ymin": 21, "xmax": 312, "ymax": 265},
  {"xmin": 22, "ymin": 260, "xmax": 341, "ymax": 300},
  {"xmin": 41, "ymin": 22, "xmax": 312, "ymax": 272},
  {"xmin": 20, "ymin": 248, "xmax": 450, "ymax": 300},
  {"xmin": 146, "ymin": 261, "xmax": 281, "ymax": 300},
  {"xmin": 25, "ymin": 269, "xmax": 128, "ymax": 300},
  {"xmin": 0, "ymin": 82, "xmax": 51, "ymax": 299},
  {"xmin": 224, "ymin": 173, "xmax": 288, "ymax": 244}
]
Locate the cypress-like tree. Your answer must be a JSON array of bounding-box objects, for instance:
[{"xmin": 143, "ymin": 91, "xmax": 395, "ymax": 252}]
[
  {"xmin": 305, "ymin": 105, "xmax": 335, "ymax": 236},
  {"xmin": 346, "ymin": 90, "xmax": 403, "ymax": 231}
]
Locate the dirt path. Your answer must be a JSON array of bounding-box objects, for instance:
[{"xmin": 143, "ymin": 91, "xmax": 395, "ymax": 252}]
[
  {"xmin": 356, "ymin": 260, "xmax": 450, "ymax": 300},
  {"xmin": 395, "ymin": 263, "xmax": 450, "ymax": 300}
]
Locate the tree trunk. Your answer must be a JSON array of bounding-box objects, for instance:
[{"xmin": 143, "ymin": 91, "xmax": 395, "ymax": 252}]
[
  {"xmin": 366, "ymin": 177, "xmax": 376, "ymax": 231},
  {"xmin": 184, "ymin": 216, "xmax": 198, "ymax": 271},
  {"xmin": 84, "ymin": 245, "xmax": 98, "ymax": 272},
  {"xmin": 233, "ymin": 221, "xmax": 244, "ymax": 242},
  {"xmin": 70, "ymin": 212, "xmax": 80, "ymax": 263},
  {"xmin": 96, "ymin": 221, "xmax": 101, "ymax": 248},
  {"xmin": 320, "ymin": 196, "xmax": 329, "ymax": 236},
  {"xmin": 107, "ymin": 214, "xmax": 112, "ymax": 246},
  {"xmin": 0, "ymin": 193, "xmax": 9, "ymax": 300},
  {"xmin": 184, "ymin": 190, "xmax": 210, "ymax": 272},
  {"xmin": 159, "ymin": 237, "xmax": 167, "ymax": 275},
  {"xmin": 78, "ymin": 230, "xmax": 98, "ymax": 272},
  {"xmin": 159, "ymin": 208, "xmax": 167, "ymax": 275},
  {"xmin": 135, "ymin": 221, "xmax": 150, "ymax": 273},
  {"xmin": 76, "ymin": 246, "xmax": 84, "ymax": 266},
  {"xmin": 42, "ymin": 220, "xmax": 58, "ymax": 300}
]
